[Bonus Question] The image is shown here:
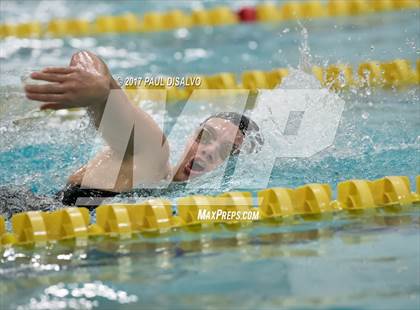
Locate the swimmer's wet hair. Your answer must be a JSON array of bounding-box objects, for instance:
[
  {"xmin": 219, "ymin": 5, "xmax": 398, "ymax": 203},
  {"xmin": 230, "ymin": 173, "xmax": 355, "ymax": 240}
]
[{"xmin": 202, "ymin": 112, "xmax": 264, "ymax": 153}]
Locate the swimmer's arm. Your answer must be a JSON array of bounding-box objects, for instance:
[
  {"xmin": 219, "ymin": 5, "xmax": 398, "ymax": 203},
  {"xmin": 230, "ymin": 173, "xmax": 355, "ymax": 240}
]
[
  {"xmin": 87, "ymin": 78, "xmax": 170, "ymax": 173},
  {"xmin": 87, "ymin": 87, "xmax": 170, "ymax": 182},
  {"xmin": 24, "ymin": 51, "xmax": 169, "ymax": 171}
]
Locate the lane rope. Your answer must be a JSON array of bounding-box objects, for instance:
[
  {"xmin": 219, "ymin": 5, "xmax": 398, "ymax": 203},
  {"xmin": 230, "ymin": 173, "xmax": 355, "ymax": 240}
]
[
  {"xmin": 1, "ymin": 0, "xmax": 419, "ymax": 39},
  {"xmin": 1, "ymin": 175, "xmax": 419, "ymax": 246},
  {"xmin": 122, "ymin": 58, "xmax": 420, "ymax": 103}
]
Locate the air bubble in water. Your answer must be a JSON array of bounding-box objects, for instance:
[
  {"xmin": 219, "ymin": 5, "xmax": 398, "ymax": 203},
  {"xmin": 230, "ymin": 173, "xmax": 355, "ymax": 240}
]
[
  {"xmin": 361, "ymin": 136, "xmax": 372, "ymax": 143},
  {"xmin": 248, "ymin": 41, "xmax": 258, "ymax": 50},
  {"xmin": 361, "ymin": 135, "xmax": 375, "ymax": 152},
  {"xmin": 174, "ymin": 52, "xmax": 182, "ymax": 61},
  {"xmin": 174, "ymin": 28, "xmax": 189, "ymax": 39},
  {"xmin": 362, "ymin": 112, "xmax": 369, "ymax": 119}
]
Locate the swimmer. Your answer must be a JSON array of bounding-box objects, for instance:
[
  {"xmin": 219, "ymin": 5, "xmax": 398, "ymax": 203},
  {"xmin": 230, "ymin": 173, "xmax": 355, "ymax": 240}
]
[{"xmin": 22, "ymin": 51, "xmax": 263, "ymax": 207}]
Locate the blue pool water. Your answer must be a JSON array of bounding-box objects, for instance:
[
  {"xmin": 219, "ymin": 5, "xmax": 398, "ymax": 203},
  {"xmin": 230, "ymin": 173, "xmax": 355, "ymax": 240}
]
[{"xmin": 0, "ymin": 1, "xmax": 419, "ymax": 309}]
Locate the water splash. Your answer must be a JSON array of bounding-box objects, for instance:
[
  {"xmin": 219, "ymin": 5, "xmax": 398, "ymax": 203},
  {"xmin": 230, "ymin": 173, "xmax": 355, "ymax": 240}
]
[
  {"xmin": 297, "ymin": 22, "xmax": 313, "ymax": 74},
  {"xmin": 0, "ymin": 22, "xmax": 418, "ymax": 205}
]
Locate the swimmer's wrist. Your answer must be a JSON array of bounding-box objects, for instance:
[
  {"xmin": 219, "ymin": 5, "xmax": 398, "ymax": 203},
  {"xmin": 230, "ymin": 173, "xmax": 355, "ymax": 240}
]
[{"xmin": 86, "ymin": 85, "xmax": 109, "ymax": 125}]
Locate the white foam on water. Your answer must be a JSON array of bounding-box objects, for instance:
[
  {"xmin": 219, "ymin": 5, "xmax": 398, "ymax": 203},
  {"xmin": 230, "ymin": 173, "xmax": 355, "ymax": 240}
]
[{"xmin": 220, "ymin": 26, "xmax": 345, "ymax": 190}]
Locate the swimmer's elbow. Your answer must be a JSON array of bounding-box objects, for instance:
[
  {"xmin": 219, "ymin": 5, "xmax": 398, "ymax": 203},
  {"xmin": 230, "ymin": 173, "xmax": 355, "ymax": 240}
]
[{"xmin": 137, "ymin": 137, "xmax": 170, "ymax": 171}]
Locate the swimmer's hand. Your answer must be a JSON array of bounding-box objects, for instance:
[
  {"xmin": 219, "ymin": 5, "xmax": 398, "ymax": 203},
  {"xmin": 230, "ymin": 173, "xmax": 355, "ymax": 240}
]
[{"xmin": 24, "ymin": 66, "xmax": 110, "ymax": 110}]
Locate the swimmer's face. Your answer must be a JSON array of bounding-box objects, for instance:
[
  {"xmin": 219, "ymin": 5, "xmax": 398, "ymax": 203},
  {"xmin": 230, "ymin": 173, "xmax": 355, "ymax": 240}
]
[{"xmin": 173, "ymin": 117, "xmax": 245, "ymax": 181}]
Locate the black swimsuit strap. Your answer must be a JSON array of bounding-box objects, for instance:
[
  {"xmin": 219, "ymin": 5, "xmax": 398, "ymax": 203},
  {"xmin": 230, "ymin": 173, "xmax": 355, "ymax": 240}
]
[
  {"xmin": 55, "ymin": 182, "xmax": 188, "ymax": 211},
  {"xmin": 56, "ymin": 184, "xmax": 120, "ymax": 210}
]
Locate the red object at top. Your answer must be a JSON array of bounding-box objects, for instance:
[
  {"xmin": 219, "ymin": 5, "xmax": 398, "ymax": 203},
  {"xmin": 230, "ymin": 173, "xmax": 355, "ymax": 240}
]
[{"xmin": 237, "ymin": 7, "xmax": 257, "ymax": 23}]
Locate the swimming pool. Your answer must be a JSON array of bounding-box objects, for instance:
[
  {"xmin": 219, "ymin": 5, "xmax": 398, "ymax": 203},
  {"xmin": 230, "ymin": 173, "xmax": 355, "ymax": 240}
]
[{"xmin": 1, "ymin": 1, "xmax": 419, "ymax": 309}]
